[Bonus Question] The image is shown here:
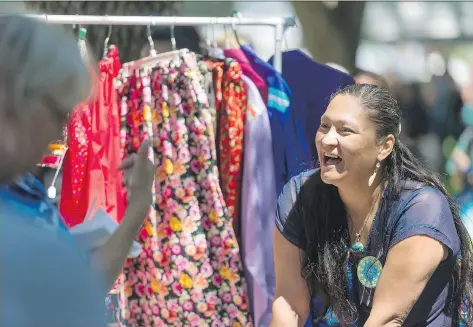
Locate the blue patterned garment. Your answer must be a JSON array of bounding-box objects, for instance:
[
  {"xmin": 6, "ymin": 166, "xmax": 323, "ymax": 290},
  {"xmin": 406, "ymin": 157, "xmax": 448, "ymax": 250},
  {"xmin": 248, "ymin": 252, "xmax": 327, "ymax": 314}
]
[
  {"xmin": 241, "ymin": 45, "xmax": 310, "ymax": 195},
  {"xmin": 0, "ymin": 173, "xmax": 73, "ymax": 242},
  {"xmin": 267, "ymin": 50, "xmax": 354, "ymax": 167},
  {"xmin": 305, "ymin": 298, "xmax": 341, "ymax": 327}
]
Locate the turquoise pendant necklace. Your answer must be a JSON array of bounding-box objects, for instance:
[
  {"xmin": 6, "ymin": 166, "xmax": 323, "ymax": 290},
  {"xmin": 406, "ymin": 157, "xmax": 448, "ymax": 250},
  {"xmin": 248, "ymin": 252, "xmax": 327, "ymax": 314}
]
[
  {"xmin": 347, "ymin": 212, "xmax": 383, "ymax": 307},
  {"xmin": 350, "ymin": 235, "xmax": 365, "ymax": 254},
  {"xmin": 349, "ymin": 214, "xmax": 369, "ymax": 255}
]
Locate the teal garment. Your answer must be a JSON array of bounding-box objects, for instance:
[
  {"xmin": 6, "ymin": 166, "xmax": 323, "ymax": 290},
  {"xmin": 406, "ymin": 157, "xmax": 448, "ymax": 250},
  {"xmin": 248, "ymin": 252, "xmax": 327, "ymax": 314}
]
[
  {"xmin": 461, "ymin": 104, "xmax": 473, "ymax": 127},
  {"xmin": 446, "ymin": 127, "xmax": 473, "ymax": 178},
  {"xmin": 447, "ymin": 126, "xmax": 473, "ymax": 238}
]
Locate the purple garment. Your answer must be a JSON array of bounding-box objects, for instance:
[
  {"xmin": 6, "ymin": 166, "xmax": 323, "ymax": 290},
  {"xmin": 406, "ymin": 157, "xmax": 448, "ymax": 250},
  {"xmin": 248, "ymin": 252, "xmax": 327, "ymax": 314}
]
[
  {"xmin": 241, "ymin": 75, "xmax": 277, "ymax": 327},
  {"xmin": 268, "ymin": 51, "xmax": 354, "ymax": 162},
  {"xmin": 241, "ymin": 45, "xmax": 309, "ymax": 196},
  {"xmin": 276, "ymin": 169, "xmax": 461, "ymax": 326}
]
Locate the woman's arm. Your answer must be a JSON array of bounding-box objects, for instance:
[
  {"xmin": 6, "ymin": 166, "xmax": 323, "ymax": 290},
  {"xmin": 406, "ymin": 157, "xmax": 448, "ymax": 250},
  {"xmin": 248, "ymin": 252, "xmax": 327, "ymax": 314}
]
[
  {"xmin": 90, "ymin": 141, "xmax": 154, "ymax": 292},
  {"xmin": 364, "ymin": 235, "xmax": 447, "ymax": 327},
  {"xmin": 89, "ymin": 200, "xmax": 149, "ymax": 292},
  {"xmin": 271, "ymin": 229, "xmax": 311, "ymax": 327}
]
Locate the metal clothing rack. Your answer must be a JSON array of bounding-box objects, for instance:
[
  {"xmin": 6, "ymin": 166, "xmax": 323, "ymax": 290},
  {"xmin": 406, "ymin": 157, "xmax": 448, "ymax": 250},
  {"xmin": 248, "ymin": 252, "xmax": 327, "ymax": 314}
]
[{"xmin": 27, "ymin": 14, "xmax": 296, "ymax": 73}]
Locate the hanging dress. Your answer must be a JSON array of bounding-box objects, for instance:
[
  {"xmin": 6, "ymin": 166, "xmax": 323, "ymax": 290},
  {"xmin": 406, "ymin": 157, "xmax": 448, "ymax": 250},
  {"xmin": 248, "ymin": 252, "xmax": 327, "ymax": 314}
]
[
  {"xmin": 60, "ymin": 46, "xmax": 125, "ymax": 226},
  {"xmin": 59, "ymin": 100, "xmax": 92, "ymax": 227},
  {"xmin": 118, "ymin": 53, "xmax": 253, "ymax": 327},
  {"xmin": 208, "ymin": 60, "xmax": 247, "ymax": 238}
]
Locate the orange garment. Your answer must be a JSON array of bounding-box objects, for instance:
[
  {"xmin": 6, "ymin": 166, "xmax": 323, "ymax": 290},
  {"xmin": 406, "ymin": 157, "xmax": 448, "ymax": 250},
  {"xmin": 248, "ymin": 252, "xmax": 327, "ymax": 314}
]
[{"xmin": 207, "ymin": 60, "xmax": 247, "ymax": 237}]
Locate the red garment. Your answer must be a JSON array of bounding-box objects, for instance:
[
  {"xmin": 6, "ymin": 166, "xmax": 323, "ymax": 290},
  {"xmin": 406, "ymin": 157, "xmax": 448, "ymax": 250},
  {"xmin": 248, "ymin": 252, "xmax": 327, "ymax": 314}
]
[
  {"xmin": 59, "ymin": 102, "xmax": 92, "ymax": 227},
  {"xmin": 224, "ymin": 48, "xmax": 268, "ymax": 104},
  {"xmin": 60, "ymin": 46, "xmax": 125, "ymax": 227},
  {"xmin": 208, "ymin": 60, "xmax": 247, "ymax": 237}
]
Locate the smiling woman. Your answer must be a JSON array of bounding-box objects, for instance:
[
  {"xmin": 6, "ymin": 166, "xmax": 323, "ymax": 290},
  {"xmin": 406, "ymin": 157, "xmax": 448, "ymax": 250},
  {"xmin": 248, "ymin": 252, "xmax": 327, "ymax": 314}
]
[
  {"xmin": 272, "ymin": 84, "xmax": 473, "ymax": 327},
  {"xmin": 316, "ymin": 90, "xmax": 395, "ymax": 189}
]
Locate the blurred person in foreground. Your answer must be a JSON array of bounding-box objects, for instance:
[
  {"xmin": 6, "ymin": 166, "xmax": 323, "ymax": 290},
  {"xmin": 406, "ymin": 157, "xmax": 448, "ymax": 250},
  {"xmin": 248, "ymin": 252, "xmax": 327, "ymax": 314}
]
[
  {"xmin": 1, "ymin": 217, "xmax": 104, "ymax": 327},
  {"xmin": 0, "ymin": 12, "xmax": 154, "ymax": 324}
]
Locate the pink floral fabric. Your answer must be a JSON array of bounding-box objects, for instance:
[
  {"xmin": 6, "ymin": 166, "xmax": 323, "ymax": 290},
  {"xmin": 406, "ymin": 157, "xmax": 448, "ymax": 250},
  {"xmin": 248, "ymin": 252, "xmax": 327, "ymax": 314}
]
[{"xmin": 118, "ymin": 53, "xmax": 253, "ymax": 327}]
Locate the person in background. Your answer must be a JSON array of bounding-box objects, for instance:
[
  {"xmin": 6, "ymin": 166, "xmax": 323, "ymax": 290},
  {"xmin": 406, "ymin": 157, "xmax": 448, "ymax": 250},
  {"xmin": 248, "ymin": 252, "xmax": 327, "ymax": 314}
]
[
  {"xmin": 446, "ymin": 105, "xmax": 473, "ymax": 237},
  {"xmin": 272, "ymin": 84, "xmax": 473, "ymax": 326},
  {"xmin": 0, "ymin": 13, "xmax": 154, "ymax": 325},
  {"xmin": 395, "ymin": 82, "xmax": 443, "ymax": 173},
  {"xmin": 446, "ymin": 76, "xmax": 473, "ymax": 237},
  {"xmin": 354, "ymin": 68, "xmax": 389, "ymax": 89}
]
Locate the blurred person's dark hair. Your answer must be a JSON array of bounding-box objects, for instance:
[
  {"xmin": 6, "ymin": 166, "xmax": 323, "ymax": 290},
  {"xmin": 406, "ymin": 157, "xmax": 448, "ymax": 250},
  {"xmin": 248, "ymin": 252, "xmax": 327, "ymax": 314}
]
[
  {"xmin": 1, "ymin": 216, "xmax": 104, "ymax": 327},
  {"xmin": 429, "ymin": 73, "xmax": 464, "ymax": 140},
  {"xmin": 354, "ymin": 68, "xmax": 389, "ymax": 89},
  {"xmin": 396, "ymin": 82, "xmax": 430, "ymax": 139}
]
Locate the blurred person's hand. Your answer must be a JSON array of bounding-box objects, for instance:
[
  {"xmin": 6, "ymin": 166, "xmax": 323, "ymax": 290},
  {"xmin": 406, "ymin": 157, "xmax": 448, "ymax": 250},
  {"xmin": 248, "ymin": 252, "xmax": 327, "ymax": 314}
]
[
  {"xmin": 119, "ymin": 140, "xmax": 154, "ymax": 208},
  {"xmin": 461, "ymin": 69, "xmax": 473, "ymax": 105},
  {"xmin": 91, "ymin": 140, "xmax": 154, "ymax": 291},
  {"xmin": 451, "ymin": 148, "xmax": 471, "ymax": 173}
]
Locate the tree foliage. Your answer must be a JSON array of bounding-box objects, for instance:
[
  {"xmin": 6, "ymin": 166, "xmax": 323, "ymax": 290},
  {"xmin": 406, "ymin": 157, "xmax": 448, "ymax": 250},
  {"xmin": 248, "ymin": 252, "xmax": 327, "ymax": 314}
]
[{"xmin": 292, "ymin": 1, "xmax": 365, "ymax": 73}]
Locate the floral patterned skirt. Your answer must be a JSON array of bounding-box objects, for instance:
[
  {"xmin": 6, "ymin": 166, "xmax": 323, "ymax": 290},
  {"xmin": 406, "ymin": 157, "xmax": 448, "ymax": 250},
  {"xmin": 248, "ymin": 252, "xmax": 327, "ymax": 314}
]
[{"xmin": 118, "ymin": 53, "xmax": 253, "ymax": 326}]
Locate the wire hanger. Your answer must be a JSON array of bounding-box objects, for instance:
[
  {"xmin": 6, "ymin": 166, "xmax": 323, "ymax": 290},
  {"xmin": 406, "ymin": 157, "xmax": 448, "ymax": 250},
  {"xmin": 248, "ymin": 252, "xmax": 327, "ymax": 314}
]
[
  {"xmin": 224, "ymin": 24, "xmax": 230, "ymax": 49},
  {"xmin": 209, "ymin": 17, "xmax": 225, "ymax": 59},
  {"xmin": 212, "ymin": 17, "xmax": 217, "ymax": 50},
  {"xmin": 102, "ymin": 23, "xmax": 112, "ymax": 59},
  {"xmin": 205, "ymin": 25, "xmax": 211, "ymax": 54},
  {"xmin": 147, "ymin": 23, "xmax": 157, "ymax": 57},
  {"xmin": 231, "ymin": 11, "xmax": 243, "ymax": 48},
  {"xmin": 170, "ymin": 19, "xmax": 176, "ymax": 51},
  {"xmin": 72, "ymin": 14, "xmax": 80, "ymax": 40},
  {"xmin": 122, "ymin": 20, "xmax": 188, "ymax": 74},
  {"xmin": 170, "ymin": 17, "xmax": 182, "ymax": 64}
]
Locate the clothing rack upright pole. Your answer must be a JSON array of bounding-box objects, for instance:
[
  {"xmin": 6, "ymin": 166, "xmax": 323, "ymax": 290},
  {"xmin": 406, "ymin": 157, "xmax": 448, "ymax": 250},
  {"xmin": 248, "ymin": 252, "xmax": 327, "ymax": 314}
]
[{"xmin": 27, "ymin": 14, "xmax": 295, "ymax": 73}]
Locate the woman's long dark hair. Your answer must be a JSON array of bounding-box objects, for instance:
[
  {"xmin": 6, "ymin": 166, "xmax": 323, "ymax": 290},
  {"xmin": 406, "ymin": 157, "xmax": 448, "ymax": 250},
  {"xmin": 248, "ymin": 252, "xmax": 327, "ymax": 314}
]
[{"xmin": 299, "ymin": 84, "xmax": 473, "ymax": 324}]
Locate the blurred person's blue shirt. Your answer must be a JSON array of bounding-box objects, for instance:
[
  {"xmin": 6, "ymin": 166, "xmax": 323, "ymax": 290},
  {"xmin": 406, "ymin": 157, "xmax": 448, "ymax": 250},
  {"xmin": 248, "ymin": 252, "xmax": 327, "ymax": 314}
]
[
  {"xmin": 0, "ymin": 172, "xmax": 74, "ymax": 243},
  {"xmin": 0, "ymin": 205, "xmax": 105, "ymax": 327},
  {"xmin": 0, "ymin": 172, "xmax": 125, "ymax": 326}
]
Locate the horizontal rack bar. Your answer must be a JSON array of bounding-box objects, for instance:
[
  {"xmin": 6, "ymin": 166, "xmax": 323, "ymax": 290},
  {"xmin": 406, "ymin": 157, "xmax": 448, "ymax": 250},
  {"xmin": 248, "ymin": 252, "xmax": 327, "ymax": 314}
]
[{"xmin": 24, "ymin": 14, "xmax": 294, "ymax": 28}]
